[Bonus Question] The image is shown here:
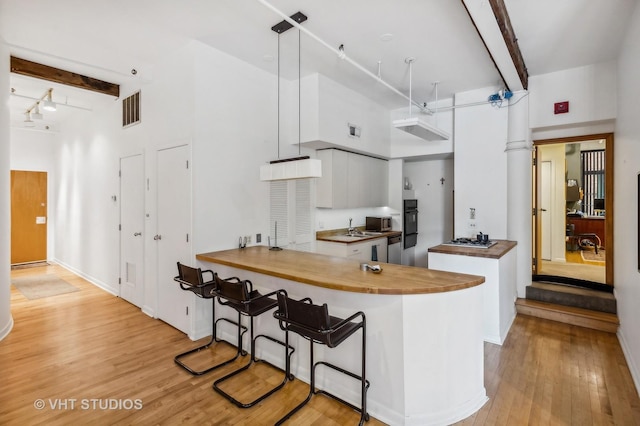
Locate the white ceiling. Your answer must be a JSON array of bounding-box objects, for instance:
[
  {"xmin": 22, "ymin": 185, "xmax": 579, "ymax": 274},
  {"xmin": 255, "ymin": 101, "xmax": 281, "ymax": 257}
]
[{"xmin": 1, "ymin": 0, "xmax": 637, "ymax": 130}]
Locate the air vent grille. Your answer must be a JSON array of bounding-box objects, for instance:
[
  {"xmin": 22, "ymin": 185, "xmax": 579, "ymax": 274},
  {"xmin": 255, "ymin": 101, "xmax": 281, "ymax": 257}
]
[{"xmin": 122, "ymin": 91, "xmax": 141, "ymax": 127}]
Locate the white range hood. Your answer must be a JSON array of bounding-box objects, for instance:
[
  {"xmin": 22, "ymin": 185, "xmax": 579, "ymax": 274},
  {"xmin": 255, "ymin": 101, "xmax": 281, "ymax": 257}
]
[{"xmin": 393, "ymin": 116, "xmax": 450, "ymax": 141}]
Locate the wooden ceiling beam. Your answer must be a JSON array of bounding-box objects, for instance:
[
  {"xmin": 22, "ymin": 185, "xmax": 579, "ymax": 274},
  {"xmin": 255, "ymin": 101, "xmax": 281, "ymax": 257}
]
[
  {"xmin": 488, "ymin": 0, "xmax": 528, "ymax": 90},
  {"xmin": 10, "ymin": 56, "xmax": 120, "ymax": 98}
]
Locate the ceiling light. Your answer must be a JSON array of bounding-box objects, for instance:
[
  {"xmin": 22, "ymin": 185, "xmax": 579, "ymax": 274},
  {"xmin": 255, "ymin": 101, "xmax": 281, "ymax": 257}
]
[
  {"xmin": 23, "ymin": 112, "xmax": 35, "ymax": 127},
  {"xmin": 260, "ymin": 12, "xmax": 321, "ymax": 182},
  {"xmin": 31, "ymin": 103, "xmax": 43, "ymax": 120},
  {"xmin": 380, "ymin": 33, "xmax": 394, "ymax": 42},
  {"xmin": 392, "ymin": 59, "xmax": 449, "ymax": 141},
  {"xmin": 42, "ymin": 88, "xmax": 56, "ymax": 111}
]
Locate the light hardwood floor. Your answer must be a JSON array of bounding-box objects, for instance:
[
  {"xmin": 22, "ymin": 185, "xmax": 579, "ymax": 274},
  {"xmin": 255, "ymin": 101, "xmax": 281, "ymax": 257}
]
[
  {"xmin": 540, "ymin": 249, "xmax": 606, "ymax": 284},
  {"xmin": 3, "ymin": 265, "xmax": 640, "ymax": 425}
]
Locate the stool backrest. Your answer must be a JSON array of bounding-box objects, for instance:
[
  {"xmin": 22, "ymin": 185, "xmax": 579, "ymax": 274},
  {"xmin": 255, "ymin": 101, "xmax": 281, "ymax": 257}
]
[
  {"xmin": 215, "ymin": 275, "xmax": 250, "ymax": 302},
  {"xmin": 276, "ymin": 292, "xmax": 330, "ymax": 331},
  {"xmin": 177, "ymin": 262, "xmax": 204, "ymax": 285}
]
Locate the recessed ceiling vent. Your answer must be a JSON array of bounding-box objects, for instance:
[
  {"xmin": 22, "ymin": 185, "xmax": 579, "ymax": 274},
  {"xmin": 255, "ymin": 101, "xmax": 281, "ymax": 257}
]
[
  {"xmin": 393, "ymin": 59, "xmax": 449, "ymax": 141},
  {"xmin": 122, "ymin": 91, "xmax": 140, "ymax": 127}
]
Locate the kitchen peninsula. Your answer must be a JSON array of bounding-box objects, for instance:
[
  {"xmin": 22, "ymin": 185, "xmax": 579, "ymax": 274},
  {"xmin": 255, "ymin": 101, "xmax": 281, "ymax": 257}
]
[
  {"xmin": 428, "ymin": 240, "xmax": 518, "ymax": 345},
  {"xmin": 197, "ymin": 246, "xmax": 487, "ymax": 425}
]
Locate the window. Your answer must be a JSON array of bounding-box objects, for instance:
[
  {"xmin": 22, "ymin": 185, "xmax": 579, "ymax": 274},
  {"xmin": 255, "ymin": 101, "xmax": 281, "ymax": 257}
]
[{"xmin": 581, "ymin": 149, "xmax": 605, "ymax": 216}]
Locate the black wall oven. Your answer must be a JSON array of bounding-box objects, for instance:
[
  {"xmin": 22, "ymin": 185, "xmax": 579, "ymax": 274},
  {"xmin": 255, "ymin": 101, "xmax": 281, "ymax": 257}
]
[{"xmin": 403, "ymin": 199, "xmax": 418, "ymax": 249}]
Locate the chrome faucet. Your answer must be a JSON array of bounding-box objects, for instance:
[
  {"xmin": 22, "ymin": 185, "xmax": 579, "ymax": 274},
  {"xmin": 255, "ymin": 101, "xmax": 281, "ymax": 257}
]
[{"xmin": 348, "ymin": 217, "xmax": 355, "ymax": 235}]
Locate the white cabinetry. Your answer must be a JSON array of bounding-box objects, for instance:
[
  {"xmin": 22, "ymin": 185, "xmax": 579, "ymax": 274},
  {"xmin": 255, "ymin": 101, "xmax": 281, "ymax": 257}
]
[
  {"xmin": 316, "ymin": 237, "xmax": 388, "ymax": 263},
  {"xmin": 316, "ymin": 149, "xmax": 388, "ymax": 209},
  {"xmin": 270, "ymin": 180, "xmax": 314, "ymax": 252}
]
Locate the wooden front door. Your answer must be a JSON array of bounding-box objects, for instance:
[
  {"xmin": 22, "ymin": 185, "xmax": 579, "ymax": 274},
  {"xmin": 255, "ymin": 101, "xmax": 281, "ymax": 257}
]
[{"xmin": 11, "ymin": 170, "xmax": 47, "ymax": 264}]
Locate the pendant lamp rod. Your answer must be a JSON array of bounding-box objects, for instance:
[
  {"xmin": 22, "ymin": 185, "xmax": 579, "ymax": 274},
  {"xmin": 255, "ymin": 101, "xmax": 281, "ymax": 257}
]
[
  {"xmin": 277, "ymin": 33, "xmax": 281, "ymax": 160},
  {"xmin": 298, "ymin": 28, "xmax": 301, "ymax": 156},
  {"xmin": 255, "ymin": 0, "xmax": 431, "ymax": 113}
]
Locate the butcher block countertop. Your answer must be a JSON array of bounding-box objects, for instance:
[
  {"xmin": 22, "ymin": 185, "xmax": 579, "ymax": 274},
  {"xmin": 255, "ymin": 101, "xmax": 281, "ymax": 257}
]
[
  {"xmin": 428, "ymin": 239, "xmax": 517, "ymax": 259},
  {"xmin": 197, "ymin": 246, "xmax": 484, "ymax": 295}
]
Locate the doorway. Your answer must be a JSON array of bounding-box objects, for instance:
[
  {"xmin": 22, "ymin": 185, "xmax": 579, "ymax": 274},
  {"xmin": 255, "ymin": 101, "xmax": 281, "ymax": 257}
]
[
  {"xmin": 533, "ymin": 133, "xmax": 614, "ymax": 286},
  {"xmin": 119, "ymin": 154, "xmax": 145, "ymax": 308},
  {"xmin": 156, "ymin": 144, "xmax": 192, "ymax": 334},
  {"xmin": 11, "ymin": 170, "xmax": 47, "ymax": 265}
]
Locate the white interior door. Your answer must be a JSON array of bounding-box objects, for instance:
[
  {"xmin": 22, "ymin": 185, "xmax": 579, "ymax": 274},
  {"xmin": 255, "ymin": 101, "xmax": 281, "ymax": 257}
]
[
  {"xmin": 120, "ymin": 154, "xmax": 145, "ymax": 307},
  {"xmin": 541, "ymin": 161, "xmax": 552, "ymax": 260},
  {"xmin": 156, "ymin": 144, "xmax": 192, "ymax": 334}
]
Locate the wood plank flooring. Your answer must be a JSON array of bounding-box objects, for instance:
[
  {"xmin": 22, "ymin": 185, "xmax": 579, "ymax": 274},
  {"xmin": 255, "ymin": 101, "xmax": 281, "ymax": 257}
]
[{"xmin": 3, "ymin": 264, "xmax": 640, "ymax": 425}]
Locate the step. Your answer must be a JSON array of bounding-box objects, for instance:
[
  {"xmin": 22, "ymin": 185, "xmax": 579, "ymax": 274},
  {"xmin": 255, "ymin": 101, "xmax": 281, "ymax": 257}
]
[
  {"xmin": 526, "ymin": 282, "xmax": 617, "ymax": 314},
  {"xmin": 515, "ymin": 298, "xmax": 619, "ymax": 333}
]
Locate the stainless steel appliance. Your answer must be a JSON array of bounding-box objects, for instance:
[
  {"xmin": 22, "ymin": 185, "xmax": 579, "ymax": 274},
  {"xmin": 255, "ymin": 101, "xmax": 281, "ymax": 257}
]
[
  {"xmin": 403, "ymin": 199, "xmax": 418, "ymax": 249},
  {"xmin": 365, "ymin": 216, "xmax": 392, "ymax": 232},
  {"xmin": 387, "ymin": 234, "xmax": 402, "ymax": 264},
  {"xmin": 441, "ymin": 238, "xmax": 497, "ymax": 249}
]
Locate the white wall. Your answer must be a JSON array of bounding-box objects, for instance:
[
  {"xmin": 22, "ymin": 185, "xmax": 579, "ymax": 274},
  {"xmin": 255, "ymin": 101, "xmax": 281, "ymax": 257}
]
[
  {"xmin": 454, "ymin": 86, "xmax": 509, "ymax": 240},
  {"xmin": 614, "ymin": 1, "xmax": 640, "ymax": 395},
  {"xmin": 404, "ymin": 159, "xmax": 454, "ymax": 267},
  {"xmin": 54, "ymin": 104, "xmax": 121, "ymax": 293},
  {"xmin": 529, "ymin": 61, "xmax": 617, "ymax": 131},
  {"xmin": 192, "ymin": 41, "xmax": 283, "ymax": 254},
  {"xmin": 0, "ymin": 40, "xmax": 13, "ymax": 341}
]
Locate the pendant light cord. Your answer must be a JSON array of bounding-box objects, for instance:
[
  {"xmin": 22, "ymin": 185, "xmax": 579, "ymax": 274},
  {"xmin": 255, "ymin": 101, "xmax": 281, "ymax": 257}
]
[
  {"xmin": 298, "ymin": 29, "xmax": 301, "ymax": 156},
  {"xmin": 277, "ymin": 33, "xmax": 281, "ymax": 160}
]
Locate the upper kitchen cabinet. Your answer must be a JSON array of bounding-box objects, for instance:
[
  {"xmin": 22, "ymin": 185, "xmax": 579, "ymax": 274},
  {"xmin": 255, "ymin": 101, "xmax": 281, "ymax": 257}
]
[{"xmin": 316, "ymin": 149, "xmax": 388, "ymax": 209}]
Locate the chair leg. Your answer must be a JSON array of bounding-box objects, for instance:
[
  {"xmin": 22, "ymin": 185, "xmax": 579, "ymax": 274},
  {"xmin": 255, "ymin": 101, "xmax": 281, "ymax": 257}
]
[
  {"xmin": 275, "ymin": 339, "xmax": 316, "ymax": 426},
  {"xmin": 279, "ymin": 325, "xmax": 370, "ymax": 425},
  {"xmin": 213, "ymin": 315, "xmax": 295, "ymax": 408},
  {"xmin": 174, "ymin": 302, "xmax": 247, "ymax": 376}
]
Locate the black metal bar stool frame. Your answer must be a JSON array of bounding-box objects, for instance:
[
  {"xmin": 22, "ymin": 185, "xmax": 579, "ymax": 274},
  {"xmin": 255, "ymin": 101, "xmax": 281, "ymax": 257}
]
[
  {"xmin": 273, "ymin": 290, "xmax": 370, "ymax": 425},
  {"xmin": 173, "ymin": 262, "xmax": 248, "ymax": 376},
  {"xmin": 212, "ymin": 276, "xmax": 295, "ymax": 408}
]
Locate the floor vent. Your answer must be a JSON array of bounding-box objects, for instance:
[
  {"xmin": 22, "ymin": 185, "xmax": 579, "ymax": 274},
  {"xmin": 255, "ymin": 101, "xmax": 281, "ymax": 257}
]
[{"xmin": 122, "ymin": 91, "xmax": 141, "ymax": 127}]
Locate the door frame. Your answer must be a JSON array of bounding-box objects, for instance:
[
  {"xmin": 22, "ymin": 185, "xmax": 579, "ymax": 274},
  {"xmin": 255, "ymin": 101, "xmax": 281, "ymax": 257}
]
[{"xmin": 532, "ymin": 133, "xmax": 614, "ymax": 286}]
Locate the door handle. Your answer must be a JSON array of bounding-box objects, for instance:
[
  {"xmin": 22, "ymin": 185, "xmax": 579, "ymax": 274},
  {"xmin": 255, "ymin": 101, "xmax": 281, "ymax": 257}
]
[
  {"xmin": 154, "ymin": 234, "xmax": 162, "ymax": 240},
  {"xmin": 134, "ymin": 232, "xmax": 142, "ymax": 236},
  {"xmin": 540, "ymin": 209, "xmax": 547, "ymax": 212}
]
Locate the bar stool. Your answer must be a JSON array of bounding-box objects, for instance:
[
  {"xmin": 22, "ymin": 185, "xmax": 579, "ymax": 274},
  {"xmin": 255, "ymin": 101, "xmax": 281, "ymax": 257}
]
[
  {"xmin": 273, "ymin": 290, "xmax": 369, "ymax": 425},
  {"xmin": 173, "ymin": 262, "xmax": 247, "ymax": 375},
  {"xmin": 212, "ymin": 275, "xmax": 295, "ymax": 408}
]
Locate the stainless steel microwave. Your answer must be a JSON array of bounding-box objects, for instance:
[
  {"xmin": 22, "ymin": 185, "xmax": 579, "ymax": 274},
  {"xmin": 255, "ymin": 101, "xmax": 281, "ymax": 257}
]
[{"xmin": 366, "ymin": 216, "xmax": 392, "ymax": 232}]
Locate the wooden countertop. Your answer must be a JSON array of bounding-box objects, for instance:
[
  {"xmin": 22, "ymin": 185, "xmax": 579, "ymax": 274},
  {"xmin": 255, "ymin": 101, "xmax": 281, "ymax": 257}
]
[
  {"xmin": 197, "ymin": 246, "xmax": 484, "ymax": 295},
  {"xmin": 316, "ymin": 228, "xmax": 402, "ymax": 243},
  {"xmin": 428, "ymin": 240, "xmax": 517, "ymax": 259}
]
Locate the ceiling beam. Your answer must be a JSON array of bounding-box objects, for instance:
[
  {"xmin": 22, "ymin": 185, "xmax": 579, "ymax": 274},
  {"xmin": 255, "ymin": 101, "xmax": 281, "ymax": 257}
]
[
  {"xmin": 10, "ymin": 56, "xmax": 120, "ymax": 98},
  {"xmin": 461, "ymin": 0, "xmax": 526, "ymax": 92},
  {"xmin": 487, "ymin": 0, "xmax": 528, "ymax": 90}
]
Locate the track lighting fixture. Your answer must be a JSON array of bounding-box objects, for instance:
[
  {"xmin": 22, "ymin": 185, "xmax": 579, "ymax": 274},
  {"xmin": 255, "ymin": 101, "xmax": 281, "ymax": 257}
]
[
  {"xmin": 42, "ymin": 88, "xmax": 57, "ymax": 111},
  {"xmin": 22, "ymin": 88, "xmax": 56, "ymax": 127},
  {"xmin": 31, "ymin": 103, "xmax": 43, "ymax": 120}
]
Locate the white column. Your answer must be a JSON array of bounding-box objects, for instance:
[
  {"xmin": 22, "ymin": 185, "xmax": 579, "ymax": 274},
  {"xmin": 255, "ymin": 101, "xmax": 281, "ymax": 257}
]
[
  {"xmin": 0, "ymin": 39, "xmax": 14, "ymax": 340},
  {"xmin": 505, "ymin": 93, "xmax": 532, "ymax": 298}
]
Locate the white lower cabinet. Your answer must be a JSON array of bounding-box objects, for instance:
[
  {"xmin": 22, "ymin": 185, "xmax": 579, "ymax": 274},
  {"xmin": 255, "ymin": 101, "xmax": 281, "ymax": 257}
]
[{"xmin": 316, "ymin": 238, "xmax": 388, "ymax": 263}]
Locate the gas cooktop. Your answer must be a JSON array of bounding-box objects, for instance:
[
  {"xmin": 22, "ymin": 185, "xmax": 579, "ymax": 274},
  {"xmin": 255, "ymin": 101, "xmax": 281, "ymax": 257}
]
[{"xmin": 441, "ymin": 238, "xmax": 497, "ymax": 249}]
